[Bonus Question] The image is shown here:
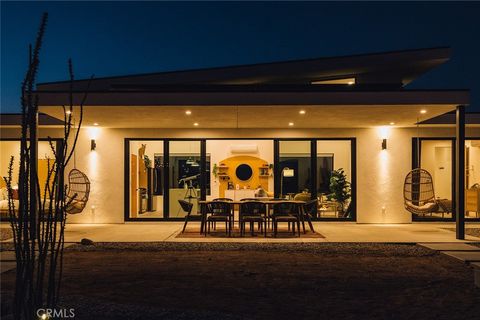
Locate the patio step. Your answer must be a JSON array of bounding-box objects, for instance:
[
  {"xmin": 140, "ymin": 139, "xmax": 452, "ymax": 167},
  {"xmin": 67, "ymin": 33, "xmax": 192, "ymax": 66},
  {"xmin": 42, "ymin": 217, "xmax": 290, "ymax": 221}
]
[
  {"xmin": 418, "ymin": 243, "xmax": 480, "ymax": 251},
  {"xmin": 440, "ymin": 251, "xmax": 480, "ymax": 264}
]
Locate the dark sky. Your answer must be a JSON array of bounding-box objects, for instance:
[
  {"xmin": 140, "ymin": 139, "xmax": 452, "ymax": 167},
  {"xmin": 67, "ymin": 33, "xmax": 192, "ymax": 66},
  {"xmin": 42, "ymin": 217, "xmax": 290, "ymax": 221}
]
[{"xmin": 1, "ymin": 1, "xmax": 480, "ymax": 113}]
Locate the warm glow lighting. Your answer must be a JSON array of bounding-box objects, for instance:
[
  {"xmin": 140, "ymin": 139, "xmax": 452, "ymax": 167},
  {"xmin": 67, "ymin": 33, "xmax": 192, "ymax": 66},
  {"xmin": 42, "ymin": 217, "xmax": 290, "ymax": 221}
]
[
  {"xmin": 93, "ymin": 122, "xmax": 99, "ymax": 126},
  {"xmin": 185, "ymin": 110, "xmax": 192, "ymax": 115},
  {"xmin": 88, "ymin": 127, "xmax": 100, "ymax": 139},
  {"xmin": 288, "ymin": 122, "xmax": 294, "ymax": 126},
  {"xmin": 299, "ymin": 110, "xmax": 306, "ymax": 115},
  {"xmin": 193, "ymin": 122, "xmax": 199, "ymax": 126},
  {"xmin": 378, "ymin": 126, "xmax": 390, "ymax": 139},
  {"xmin": 420, "ymin": 109, "xmax": 427, "ymax": 114},
  {"xmin": 389, "ymin": 122, "xmax": 395, "ymax": 125},
  {"xmin": 347, "ymin": 81, "xmax": 354, "ymax": 85},
  {"xmin": 65, "ymin": 110, "xmax": 72, "ymax": 115}
]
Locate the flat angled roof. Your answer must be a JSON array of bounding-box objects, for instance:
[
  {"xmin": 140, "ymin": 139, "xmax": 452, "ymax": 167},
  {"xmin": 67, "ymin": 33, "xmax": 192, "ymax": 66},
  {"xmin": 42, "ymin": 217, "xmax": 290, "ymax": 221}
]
[{"xmin": 36, "ymin": 47, "xmax": 451, "ymax": 91}]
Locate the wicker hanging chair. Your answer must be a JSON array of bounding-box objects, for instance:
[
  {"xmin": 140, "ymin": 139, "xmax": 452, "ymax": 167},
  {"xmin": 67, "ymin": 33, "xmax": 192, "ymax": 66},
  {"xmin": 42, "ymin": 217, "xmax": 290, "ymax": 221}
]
[
  {"xmin": 65, "ymin": 169, "xmax": 91, "ymax": 214},
  {"xmin": 403, "ymin": 168, "xmax": 439, "ymax": 215}
]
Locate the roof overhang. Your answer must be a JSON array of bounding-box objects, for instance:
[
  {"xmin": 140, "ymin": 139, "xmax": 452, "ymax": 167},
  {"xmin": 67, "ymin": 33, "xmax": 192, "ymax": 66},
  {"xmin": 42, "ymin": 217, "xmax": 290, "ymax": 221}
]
[{"xmin": 36, "ymin": 89, "xmax": 469, "ymax": 129}]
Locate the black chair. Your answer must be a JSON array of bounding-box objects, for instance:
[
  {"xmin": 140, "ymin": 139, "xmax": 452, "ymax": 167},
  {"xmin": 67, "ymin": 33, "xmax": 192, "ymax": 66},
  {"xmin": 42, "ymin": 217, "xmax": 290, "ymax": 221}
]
[
  {"xmin": 213, "ymin": 198, "xmax": 233, "ymax": 201},
  {"xmin": 178, "ymin": 200, "xmax": 203, "ymax": 233},
  {"xmin": 303, "ymin": 199, "xmax": 317, "ymax": 233},
  {"xmin": 272, "ymin": 202, "xmax": 301, "ymax": 237},
  {"xmin": 239, "ymin": 201, "xmax": 267, "ymax": 237},
  {"xmin": 206, "ymin": 201, "xmax": 233, "ymax": 236},
  {"xmin": 240, "ymin": 198, "xmax": 259, "ymax": 201}
]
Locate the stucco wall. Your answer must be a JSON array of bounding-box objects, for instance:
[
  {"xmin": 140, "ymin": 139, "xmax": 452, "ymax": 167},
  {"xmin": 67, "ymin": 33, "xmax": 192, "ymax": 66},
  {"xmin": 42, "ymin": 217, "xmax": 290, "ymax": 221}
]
[{"xmin": 1, "ymin": 126, "xmax": 478, "ymax": 224}]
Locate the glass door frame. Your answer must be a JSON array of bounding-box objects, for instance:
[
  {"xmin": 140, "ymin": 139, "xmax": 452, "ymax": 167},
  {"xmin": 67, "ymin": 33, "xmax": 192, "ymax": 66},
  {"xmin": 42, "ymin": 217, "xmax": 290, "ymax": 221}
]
[
  {"xmin": 274, "ymin": 138, "xmax": 356, "ymax": 222},
  {"xmin": 124, "ymin": 137, "xmax": 356, "ymax": 221},
  {"xmin": 124, "ymin": 138, "xmax": 206, "ymax": 221},
  {"xmin": 412, "ymin": 136, "xmax": 480, "ymax": 222}
]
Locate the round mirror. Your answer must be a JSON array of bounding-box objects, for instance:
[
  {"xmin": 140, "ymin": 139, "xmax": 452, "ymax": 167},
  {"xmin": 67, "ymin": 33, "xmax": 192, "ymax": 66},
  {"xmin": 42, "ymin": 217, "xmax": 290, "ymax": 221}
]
[{"xmin": 235, "ymin": 164, "xmax": 253, "ymax": 181}]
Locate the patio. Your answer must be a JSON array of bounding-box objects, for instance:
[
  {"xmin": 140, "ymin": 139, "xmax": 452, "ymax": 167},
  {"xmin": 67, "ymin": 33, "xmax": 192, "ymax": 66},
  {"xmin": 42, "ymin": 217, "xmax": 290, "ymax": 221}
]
[{"xmin": 2, "ymin": 222, "xmax": 477, "ymax": 244}]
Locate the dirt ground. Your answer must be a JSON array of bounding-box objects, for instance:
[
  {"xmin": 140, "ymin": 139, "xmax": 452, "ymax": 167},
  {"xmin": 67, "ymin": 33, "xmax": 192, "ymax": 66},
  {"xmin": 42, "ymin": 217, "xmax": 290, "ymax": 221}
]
[{"xmin": 1, "ymin": 243, "xmax": 479, "ymax": 320}]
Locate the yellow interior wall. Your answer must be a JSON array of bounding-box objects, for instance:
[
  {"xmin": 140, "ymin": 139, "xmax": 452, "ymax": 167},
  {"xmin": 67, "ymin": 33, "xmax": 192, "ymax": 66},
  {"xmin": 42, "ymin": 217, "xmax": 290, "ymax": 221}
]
[{"xmin": 218, "ymin": 155, "xmax": 269, "ymax": 197}]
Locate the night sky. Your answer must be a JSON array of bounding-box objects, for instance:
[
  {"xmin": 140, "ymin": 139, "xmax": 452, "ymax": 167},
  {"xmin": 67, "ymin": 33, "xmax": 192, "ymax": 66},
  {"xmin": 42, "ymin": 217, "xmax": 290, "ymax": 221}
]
[{"xmin": 1, "ymin": 1, "xmax": 480, "ymax": 113}]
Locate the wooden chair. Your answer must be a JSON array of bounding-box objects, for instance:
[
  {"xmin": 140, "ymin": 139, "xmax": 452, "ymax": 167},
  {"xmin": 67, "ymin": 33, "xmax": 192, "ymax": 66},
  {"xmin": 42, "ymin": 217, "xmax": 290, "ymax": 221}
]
[
  {"xmin": 178, "ymin": 200, "xmax": 202, "ymax": 233},
  {"xmin": 239, "ymin": 201, "xmax": 267, "ymax": 237},
  {"xmin": 302, "ymin": 199, "xmax": 317, "ymax": 233},
  {"xmin": 206, "ymin": 201, "xmax": 233, "ymax": 236},
  {"xmin": 272, "ymin": 202, "xmax": 301, "ymax": 237},
  {"xmin": 403, "ymin": 168, "xmax": 439, "ymax": 216}
]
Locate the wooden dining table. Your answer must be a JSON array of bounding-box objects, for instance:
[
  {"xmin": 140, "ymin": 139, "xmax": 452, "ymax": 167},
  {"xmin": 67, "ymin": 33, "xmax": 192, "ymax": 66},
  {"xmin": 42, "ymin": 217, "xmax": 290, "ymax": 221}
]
[{"xmin": 198, "ymin": 199, "xmax": 315, "ymax": 235}]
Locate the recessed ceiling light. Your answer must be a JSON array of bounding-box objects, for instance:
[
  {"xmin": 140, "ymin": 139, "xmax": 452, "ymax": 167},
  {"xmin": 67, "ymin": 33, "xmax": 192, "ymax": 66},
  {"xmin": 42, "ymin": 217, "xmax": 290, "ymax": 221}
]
[
  {"xmin": 420, "ymin": 109, "xmax": 427, "ymax": 114},
  {"xmin": 93, "ymin": 123, "xmax": 99, "ymax": 126},
  {"xmin": 347, "ymin": 81, "xmax": 354, "ymax": 85},
  {"xmin": 299, "ymin": 110, "xmax": 306, "ymax": 115},
  {"xmin": 193, "ymin": 122, "xmax": 199, "ymax": 126},
  {"xmin": 390, "ymin": 122, "xmax": 395, "ymax": 125},
  {"xmin": 65, "ymin": 110, "xmax": 72, "ymax": 115},
  {"xmin": 185, "ymin": 110, "xmax": 192, "ymax": 115},
  {"xmin": 288, "ymin": 122, "xmax": 294, "ymax": 126}
]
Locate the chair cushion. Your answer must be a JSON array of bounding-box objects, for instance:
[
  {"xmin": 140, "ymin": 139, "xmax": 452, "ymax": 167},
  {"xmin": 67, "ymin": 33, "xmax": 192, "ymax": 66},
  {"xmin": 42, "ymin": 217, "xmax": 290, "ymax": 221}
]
[
  {"xmin": 242, "ymin": 216, "xmax": 265, "ymax": 221},
  {"xmin": 274, "ymin": 215, "xmax": 298, "ymax": 222}
]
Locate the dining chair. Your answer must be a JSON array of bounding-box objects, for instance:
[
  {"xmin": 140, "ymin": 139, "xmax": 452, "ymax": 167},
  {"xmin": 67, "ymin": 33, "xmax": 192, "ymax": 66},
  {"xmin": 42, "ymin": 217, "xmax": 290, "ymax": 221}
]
[
  {"xmin": 178, "ymin": 200, "xmax": 203, "ymax": 233},
  {"xmin": 206, "ymin": 201, "xmax": 233, "ymax": 236},
  {"xmin": 302, "ymin": 199, "xmax": 317, "ymax": 233},
  {"xmin": 239, "ymin": 201, "xmax": 267, "ymax": 237},
  {"xmin": 271, "ymin": 202, "xmax": 301, "ymax": 237}
]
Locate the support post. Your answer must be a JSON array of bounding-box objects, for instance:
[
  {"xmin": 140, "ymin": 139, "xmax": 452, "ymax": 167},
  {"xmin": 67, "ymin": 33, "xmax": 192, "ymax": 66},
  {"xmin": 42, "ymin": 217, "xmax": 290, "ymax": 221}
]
[{"xmin": 455, "ymin": 105, "xmax": 465, "ymax": 240}]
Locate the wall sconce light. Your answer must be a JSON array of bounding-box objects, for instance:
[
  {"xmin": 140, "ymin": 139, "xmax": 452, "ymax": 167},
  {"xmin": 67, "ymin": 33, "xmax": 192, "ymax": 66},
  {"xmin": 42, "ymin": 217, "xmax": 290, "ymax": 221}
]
[
  {"xmin": 91, "ymin": 139, "xmax": 96, "ymax": 151},
  {"xmin": 382, "ymin": 139, "xmax": 387, "ymax": 150}
]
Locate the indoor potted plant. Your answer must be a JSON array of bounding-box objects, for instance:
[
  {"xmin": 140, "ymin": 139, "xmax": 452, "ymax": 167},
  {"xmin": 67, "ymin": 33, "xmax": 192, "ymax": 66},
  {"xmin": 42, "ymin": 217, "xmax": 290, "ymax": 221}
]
[{"xmin": 328, "ymin": 168, "xmax": 351, "ymax": 216}]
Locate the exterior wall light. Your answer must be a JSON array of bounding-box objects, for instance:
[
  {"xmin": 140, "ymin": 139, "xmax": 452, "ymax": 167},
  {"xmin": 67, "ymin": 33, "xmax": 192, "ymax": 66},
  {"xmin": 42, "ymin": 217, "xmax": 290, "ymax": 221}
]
[
  {"xmin": 91, "ymin": 139, "xmax": 97, "ymax": 151},
  {"xmin": 382, "ymin": 139, "xmax": 387, "ymax": 150}
]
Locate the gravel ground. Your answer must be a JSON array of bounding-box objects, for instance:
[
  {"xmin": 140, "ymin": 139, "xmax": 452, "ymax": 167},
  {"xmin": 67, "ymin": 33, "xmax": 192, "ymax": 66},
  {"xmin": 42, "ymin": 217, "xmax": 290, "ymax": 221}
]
[
  {"xmin": 3, "ymin": 242, "xmax": 479, "ymax": 320},
  {"xmin": 64, "ymin": 241, "xmax": 435, "ymax": 257}
]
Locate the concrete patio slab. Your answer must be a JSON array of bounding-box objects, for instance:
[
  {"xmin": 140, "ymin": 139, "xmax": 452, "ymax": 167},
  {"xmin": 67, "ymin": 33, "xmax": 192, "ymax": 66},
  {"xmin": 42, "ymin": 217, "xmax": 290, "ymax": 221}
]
[
  {"xmin": 2, "ymin": 222, "xmax": 480, "ymax": 243},
  {"xmin": 441, "ymin": 251, "xmax": 480, "ymax": 263},
  {"xmin": 1, "ymin": 261, "xmax": 16, "ymax": 274},
  {"xmin": 418, "ymin": 243, "xmax": 480, "ymax": 251}
]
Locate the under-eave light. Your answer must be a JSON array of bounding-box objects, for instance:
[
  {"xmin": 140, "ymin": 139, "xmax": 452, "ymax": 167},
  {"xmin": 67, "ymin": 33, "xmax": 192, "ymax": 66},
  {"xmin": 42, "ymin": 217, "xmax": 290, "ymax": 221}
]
[
  {"xmin": 288, "ymin": 122, "xmax": 294, "ymax": 126},
  {"xmin": 420, "ymin": 110, "xmax": 427, "ymax": 114},
  {"xmin": 185, "ymin": 110, "xmax": 192, "ymax": 115},
  {"xmin": 93, "ymin": 122, "xmax": 99, "ymax": 126},
  {"xmin": 193, "ymin": 122, "xmax": 199, "ymax": 126},
  {"xmin": 299, "ymin": 110, "xmax": 306, "ymax": 115}
]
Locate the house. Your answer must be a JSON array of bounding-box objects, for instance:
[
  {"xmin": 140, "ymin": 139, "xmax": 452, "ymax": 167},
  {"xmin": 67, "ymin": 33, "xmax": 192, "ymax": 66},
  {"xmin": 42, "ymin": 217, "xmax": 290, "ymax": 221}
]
[{"xmin": 1, "ymin": 47, "xmax": 479, "ymax": 235}]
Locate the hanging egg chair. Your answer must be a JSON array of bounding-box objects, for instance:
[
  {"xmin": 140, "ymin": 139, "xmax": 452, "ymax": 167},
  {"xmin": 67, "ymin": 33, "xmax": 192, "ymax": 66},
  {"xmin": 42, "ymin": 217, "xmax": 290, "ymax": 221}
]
[{"xmin": 65, "ymin": 168, "xmax": 90, "ymax": 214}]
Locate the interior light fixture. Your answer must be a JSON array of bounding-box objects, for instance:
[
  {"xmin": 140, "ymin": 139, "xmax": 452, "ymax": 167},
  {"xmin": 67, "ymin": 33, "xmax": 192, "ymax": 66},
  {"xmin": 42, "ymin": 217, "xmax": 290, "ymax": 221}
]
[
  {"xmin": 299, "ymin": 110, "xmax": 306, "ymax": 115},
  {"xmin": 288, "ymin": 122, "xmax": 294, "ymax": 126},
  {"xmin": 420, "ymin": 110, "xmax": 427, "ymax": 114},
  {"xmin": 193, "ymin": 122, "xmax": 199, "ymax": 126},
  {"xmin": 185, "ymin": 110, "xmax": 192, "ymax": 115}
]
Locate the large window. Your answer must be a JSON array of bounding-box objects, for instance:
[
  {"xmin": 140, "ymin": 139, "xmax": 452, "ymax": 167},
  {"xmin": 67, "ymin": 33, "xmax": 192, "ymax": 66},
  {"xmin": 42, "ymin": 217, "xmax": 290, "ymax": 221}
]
[
  {"xmin": 1, "ymin": 139, "xmax": 59, "ymax": 220},
  {"xmin": 128, "ymin": 140, "xmax": 165, "ymax": 218},
  {"xmin": 414, "ymin": 138, "xmax": 480, "ymax": 221},
  {"xmin": 278, "ymin": 140, "xmax": 311, "ymax": 197},
  {"xmin": 317, "ymin": 140, "xmax": 352, "ymax": 218},
  {"xmin": 126, "ymin": 138, "xmax": 355, "ymax": 221}
]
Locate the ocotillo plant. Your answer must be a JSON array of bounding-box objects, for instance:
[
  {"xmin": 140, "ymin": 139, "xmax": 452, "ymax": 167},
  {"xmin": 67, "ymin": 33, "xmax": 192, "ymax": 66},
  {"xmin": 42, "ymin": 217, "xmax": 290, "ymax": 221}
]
[{"xmin": 4, "ymin": 12, "xmax": 92, "ymax": 319}]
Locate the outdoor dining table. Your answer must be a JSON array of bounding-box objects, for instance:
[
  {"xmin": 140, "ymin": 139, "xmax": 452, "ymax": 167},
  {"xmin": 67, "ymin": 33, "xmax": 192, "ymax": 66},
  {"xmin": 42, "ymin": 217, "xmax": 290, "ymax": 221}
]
[{"xmin": 198, "ymin": 199, "xmax": 314, "ymax": 235}]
